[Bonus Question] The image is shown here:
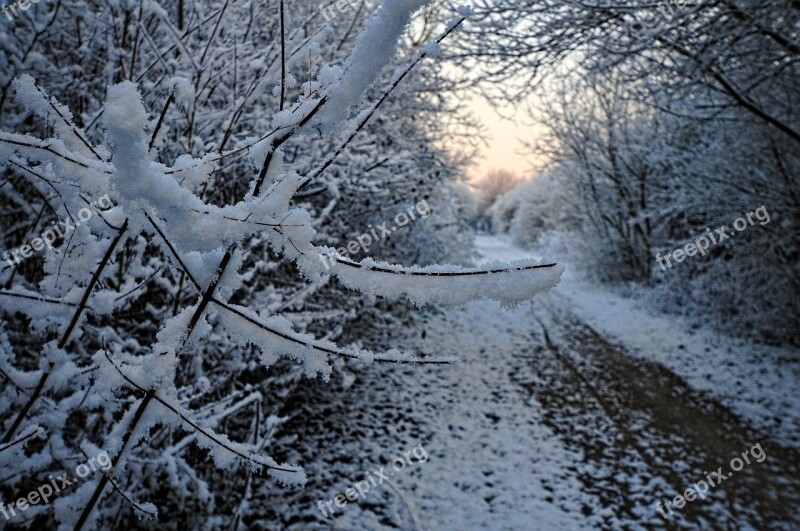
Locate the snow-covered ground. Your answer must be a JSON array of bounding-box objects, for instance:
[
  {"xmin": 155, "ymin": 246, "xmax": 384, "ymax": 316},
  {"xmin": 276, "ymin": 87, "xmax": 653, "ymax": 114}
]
[
  {"xmin": 329, "ymin": 298, "xmax": 601, "ymax": 529},
  {"xmin": 474, "ymin": 234, "xmax": 800, "ymax": 451},
  {"xmin": 279, "ymin": 235, "xmax": 799, "ymax": 529}
]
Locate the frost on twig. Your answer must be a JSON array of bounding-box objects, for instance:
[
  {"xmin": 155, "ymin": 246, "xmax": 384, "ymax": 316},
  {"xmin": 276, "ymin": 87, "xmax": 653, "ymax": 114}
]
[{"xmin": 310, "ymin": 251, "xmax": 564, "ymax": 307}]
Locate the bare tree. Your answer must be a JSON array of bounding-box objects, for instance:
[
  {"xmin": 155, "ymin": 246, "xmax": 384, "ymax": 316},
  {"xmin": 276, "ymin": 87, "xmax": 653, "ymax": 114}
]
[{"xmin": 471, "ymin": 168, "xmax": 525, "ymax": 210}]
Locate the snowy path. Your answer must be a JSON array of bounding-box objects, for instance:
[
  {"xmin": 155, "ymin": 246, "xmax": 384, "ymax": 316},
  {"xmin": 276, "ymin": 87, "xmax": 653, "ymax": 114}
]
[{"xmin": 266, "ymin": 236, "xmax": 800, "ymax": 530}]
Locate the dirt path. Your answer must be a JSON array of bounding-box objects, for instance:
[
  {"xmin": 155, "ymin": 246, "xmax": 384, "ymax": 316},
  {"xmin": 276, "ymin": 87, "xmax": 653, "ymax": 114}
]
[{"xmin": 526, "ymin": 296, "xmax": 800, "ymax": 529}]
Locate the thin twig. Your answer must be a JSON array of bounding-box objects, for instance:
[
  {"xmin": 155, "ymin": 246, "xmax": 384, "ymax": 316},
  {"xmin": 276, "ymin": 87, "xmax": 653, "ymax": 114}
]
[
  {"xmin": 149, "ymin": 94, "xmax": 175, "ymax": 151},
  {"xmin": 0, "ymin": 427, "xmax": 42, "ymax": 454},
  {"xmin": 279, "ymin": 0, "xmax": 286, "ymax": 111},
  {"xmin": 143, "ymin": 211, "xmax": 201, "ymax": 291},
  {"xmin": 332, "ymin": 255, "xmax": 558, "ymax": 276},
  {"xmin": 0, "ymin": 290, "xmax": 77, "ymax": 306},
  {"xmin": 73, "ymin": 387, "xmax": 155, "ymax": 531},
  {"xmin": 210, "ymin": 298, "xmax": 455, "ymax": 365}
]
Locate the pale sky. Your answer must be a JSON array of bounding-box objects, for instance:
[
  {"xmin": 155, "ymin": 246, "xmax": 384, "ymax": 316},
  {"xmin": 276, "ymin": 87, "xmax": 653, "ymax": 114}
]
[{"xmin": 462, "ymin": 93, "xmax": 545, "ymax": 183}]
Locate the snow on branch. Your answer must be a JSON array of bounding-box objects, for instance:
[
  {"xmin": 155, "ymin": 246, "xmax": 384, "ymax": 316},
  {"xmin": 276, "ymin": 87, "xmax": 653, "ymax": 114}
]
[
  {"xmin": 309, "ymin": 0, "xmax": 434, "ymax": 129},
  {"xmin": 99, "ymin": 352, "xmax": 306, "ymax": 484},
  {"xmin": 13, "ymin": 75, "xmax": 108, "ymax": 161},
  {"xmin": 301, "ymin": 13, "xmax": 467, "ymax": 187},
  {"xmin": 311, "ymin": 251, "xmax": 564, "ymax": 307},
  {"xmin": 144, "ymin": 212, "xmax": 456, "ymax": 378},
  {"xmin": 0, "ymin": 132, "xmax": 112, "ymax": 176},
  {"xmin": 214, "ymin": 299, "xmax": 459, "ymax": 376}
]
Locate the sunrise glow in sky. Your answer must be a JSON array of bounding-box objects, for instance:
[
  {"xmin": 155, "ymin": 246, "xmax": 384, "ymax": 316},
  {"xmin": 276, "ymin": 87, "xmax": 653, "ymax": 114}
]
[{"xmin": 463, "ymin": 93, "xmax": 546, "ymax": 184}]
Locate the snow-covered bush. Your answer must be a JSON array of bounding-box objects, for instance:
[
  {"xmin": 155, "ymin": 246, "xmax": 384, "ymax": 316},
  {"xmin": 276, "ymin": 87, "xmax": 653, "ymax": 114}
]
[
  {"xmin": 0, "ymin": 1, "xmax": 562, "ymax": 528},
  {"xmin": 488, "ymin": 169, "xmax": 576, "ymax": 250},
  {"xmin": 487, "ymin": 188, "xmax": 521, "ymax": 235}
]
